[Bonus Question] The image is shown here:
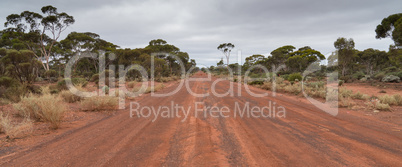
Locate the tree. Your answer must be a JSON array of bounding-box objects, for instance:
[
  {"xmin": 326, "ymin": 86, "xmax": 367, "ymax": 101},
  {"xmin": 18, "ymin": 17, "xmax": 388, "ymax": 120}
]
[
  {"xmin": 334, "ymin": 37, "xmax": 356, "ymax": 76},
  {"xmin": 217, "ymin": 43, "xmax": 235, "ymax": 67},
  {"xmin": 3, "ymin": 5, "xmax": 75, "ymax": 71},
  {"xmin": 286, "ymin": 46, "xmax": 325, "ymax": 72},
  {"xmin": 243, "ymin": 54, "xmax": 266, "ymax": 72},
  {"xmin": 1, "ymin": 49, "xmax": 41, "ymax": 83},
  {"xmin": 375, "ymin": 13, "xmax": 402, "ymax": 47},
  {"xmin": 357, "ymin": 48, "xmax": 388, "ymax": 75}
]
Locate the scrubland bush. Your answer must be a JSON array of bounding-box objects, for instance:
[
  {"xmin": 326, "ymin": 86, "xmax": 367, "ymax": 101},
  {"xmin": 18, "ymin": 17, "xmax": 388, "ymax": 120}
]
[
  {"xmin": 351, "ymin": 92, "xmax": 370, "ymax": 100},
  {"xmin": 58, "ymin": 78, "xmax": 88, "ymax": 90},
  {"xmin": 379, "ymin": 94, "xmax": 402, "ymax": 106},
  {"xmin": 13, "ymin": 88, "xmax": 67, "ymax": 129},
  {"xmin": 0, "ymin": 113, "xmax": 33, "ymax": 139},
  {"xmin": 288, "ymin": 73, "xmax": 302, "ymax": 82},
  {"xmin": 80, "ymin": 96, "xmax": 119, "ymax": 111},
  {"xmin": 127, "ymin": 81, "xmax": 137, "ymax": 88},
  {"xmin": 59, "ymin": 90, "xmax": 82, "ymax": 103}
]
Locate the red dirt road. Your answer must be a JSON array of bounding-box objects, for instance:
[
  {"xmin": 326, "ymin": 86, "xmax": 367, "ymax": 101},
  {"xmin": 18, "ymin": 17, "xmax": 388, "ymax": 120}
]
[{"xmin": 1, "ymin": 73, "xmax": 401, "ymax": 166}]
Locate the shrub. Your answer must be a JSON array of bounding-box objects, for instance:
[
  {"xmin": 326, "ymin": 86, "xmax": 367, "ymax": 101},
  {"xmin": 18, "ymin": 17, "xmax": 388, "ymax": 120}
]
[
  {"xmin": 379, "ymin": 94, "xmax": 402, "ymax": 106},
  {"xmin": 90, "ymin": 74, "xmax": 99, "ymax": 82},
  {"xmin": 248, "ymin": 80, "xmax": 264, "ymax": 85},
  {"xmin": 127, "ymin": 81, "xmax": 137, "ymax": 88},
  {"xmin": 283, "ymin": 83, "xmax": 302, "ymax": 95},
  {"xmin": 338, "ymin": 80, "xmax": 344, "ymax": 86},
  {"xmin": 351, "ymin": 92, "xmax": 370, "ymax": 100},
  {"xmin": 58, "ymin": 78, "xmax": 88, "ymax": 90},
  {"xmin": 0, "ymin": 113, "xmax": 33, "ymax": 139},
  {"xmin": 260, "ymin": 82, "xmax": 272, "ymax": 90},
  {"xmin": 352, "ymin": 71, "xmax": 365, "ymax": 80},
  {"xmin": 376, "ymin": 102, "xmax": 391, "ymax": 111},
  {"xmin": 339, "ymin": 96, "xmax": 355, "ymax": 108},
  {"xmin": 13, "ymin": 91, "xmax": 67, "ymax": 129},
  {"xmin": 339, "ymin": 87, "xmax": 353, "ymax": 98},
  {"xmin": 59, "ymin": 90, "xmax": 82, "ymax": 103},
  {"xmin": 80, "ymin": 96, "xmax": 119, "ymax": 111},
  {"xmin": 374, "ymin": 72, "xmax": 386, "ymax": 81},
  {"xmin": 288, "ymin": 73, "xmax": 302, "ymax": 82},
  {"xmin": 44, "ymin": 69, "xmax": 58, "ymax": 78},
  {"xmin": 0, "ymin": 76, "xmax": 19, "ymax": 87},
  {"xmin": 381, "ymin": 75, "xmax": 400, "ymax": 83}
]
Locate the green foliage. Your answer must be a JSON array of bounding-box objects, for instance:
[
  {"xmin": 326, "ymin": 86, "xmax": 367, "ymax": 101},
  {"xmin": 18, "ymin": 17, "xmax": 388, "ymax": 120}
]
[
  {"xmin": 375, "ymin": 13, "xmax": 402, "ymax": 46},
  {"xmin": 44, "ymin": 69, "xmax": 58, "ymax": 78},
  {"xmin": 352, "ymin": 71, "xmax": 365, "ymax": 80},
  {"xmin": 288, "ymin": 73, "xmax": 302, "ymax": 82},
  {"xmin": 1, "ymin": 49, "xmax": 41, "ymax": 83},
  {"xmin": 57, "ymin": 78, "xmax": 88, "ymax": 89}
]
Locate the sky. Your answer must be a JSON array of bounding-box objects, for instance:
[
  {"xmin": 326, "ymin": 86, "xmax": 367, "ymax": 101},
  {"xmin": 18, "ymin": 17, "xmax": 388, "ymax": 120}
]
[{"xmin": 0, "ymin": 0, "xmax": 400, "ymax": 67}]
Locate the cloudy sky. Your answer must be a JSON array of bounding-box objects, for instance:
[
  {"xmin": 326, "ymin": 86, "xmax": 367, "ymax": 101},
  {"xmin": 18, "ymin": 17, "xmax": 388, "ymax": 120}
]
[{"xmin": 0, "ymin": 0, "xmax": 400, "ymax": 67}]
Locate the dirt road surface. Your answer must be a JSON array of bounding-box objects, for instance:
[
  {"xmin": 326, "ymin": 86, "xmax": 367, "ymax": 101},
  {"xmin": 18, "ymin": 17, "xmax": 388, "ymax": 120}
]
[{"xmin": 1, "ymin": 72, "xmax": 401, "ymax": 166}]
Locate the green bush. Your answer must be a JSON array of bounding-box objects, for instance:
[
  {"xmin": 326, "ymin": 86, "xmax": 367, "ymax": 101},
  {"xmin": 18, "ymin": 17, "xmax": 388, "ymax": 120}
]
[
  {"xmin": 0, "ymin": 76, "xmax": 19, "ymax": 87},
  {"xmin": 374, "ymin": 72, "xmax": 386, "ymax": 81},
  {"xmin": 44, "ymin": 69, "xmax": 58, "ymax": 78},
  {"xmin": 248, "ymin": 80, "xmax": 264, "ymax": 85},
  {"xmin": 352, "ymin": 71, "xmax": 365, "ymax": 80},
  {"xmin": 57, "ymin": 78, "xmax": 88, "ymax": 90},
  {"xmin": 90, "ymin": 74, "xmax": 99, "ymax": 82},
  {"xmin": 288, "ymin": 73, "xmax": 302, "ymax": 82}
]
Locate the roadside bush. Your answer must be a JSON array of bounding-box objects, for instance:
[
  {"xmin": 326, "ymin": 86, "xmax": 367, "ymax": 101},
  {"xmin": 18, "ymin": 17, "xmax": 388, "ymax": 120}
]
[
  {"xmin": 260, "ymin": 82, "xmax": 272, "ymax": 90},
  {"xmin": 80, "ymin": 96, "xmax": 119, "ymax": 111},
  {"xmin": 339, "ymin": 96, "xmax": 355, "ymax": 108},
  {"xmin": 132, "ymin": 83, "xmax": 166, "ymax": 94},
  {"xmin": 339, "ymin": 87, "xmax": 353, "ymax": 98},
  {"xmin": 13, "ymin": 90, "xmax": 67, "ymax": 129},
  {"xmin": 351, "ymin": 92, "xmax": 370, "ymax": 100},
  {"xmin": 0, "ymin": 113, "xmax": 33, "ymax": 139},
  {"xmin": 379, "ymin": 94, "xmax": 402, "ymax": 106},
  {"xmin": 248, "ymin": 80, "xmax": 264, "ymax": 85},
  {"xmin": 288, "ymin": 73, "xmax": 302, "ymax": 82},
  {"xmin": 283, "ymin": 83, "xmax": 302, "ymax": 95},
  {"xmin": 381, "ymin": 75, "xmax": 400, "ymax": 83}
]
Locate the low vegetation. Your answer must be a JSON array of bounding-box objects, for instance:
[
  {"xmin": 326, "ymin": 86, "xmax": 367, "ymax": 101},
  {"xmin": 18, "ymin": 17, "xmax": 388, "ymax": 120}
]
[
  {"xmin": 80, "ymin": 96, "xmax": 119, "ymax": 111},
  {"xmin": 13, "ymin": 87, "xmax": 67, "ymax": 129},
  {"xmin": 0, "ymin": 113, "xmax": 33, "ymax": 139}
]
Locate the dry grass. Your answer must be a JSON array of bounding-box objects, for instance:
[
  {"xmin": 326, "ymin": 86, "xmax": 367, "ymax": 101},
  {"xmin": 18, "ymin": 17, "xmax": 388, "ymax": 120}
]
[
  {"xmin": 127, "ymin": 81, "xmax": 137, "ymax": 88},
  {"xmin": 80, "ymin": 96, "xmax": 119, "ymax": 111},
  {"xmin": 351, "ymin": 92, "xmax": 370, "ymax": 100},
  {"xmin": 13, "ymin": 87, "xmax": 67, "ymax": 129},
  {"xmin": 0, "ymin": 113, "xmax": 33, "ymax": 139},
  {"xmin": 59, "ymin": 90, "xmax": 82, "ymax": 103},
  {"xmin": 132, "ymin": 83, "xmax": 165, "ymax": 94},
  {"xmin": 283, "ymin": 83, "xmax": 302, "ymax": 95},
  {"xmin": 339, "ymin": 96, "xmax": 356, "ymax": 108},
  {"xmin": 366, "ymin": 99, "xmax": 391, "ymax": 111},
  {"xmin": 379, "ymin": 94, "xmax": 402, "ymax": 106}
]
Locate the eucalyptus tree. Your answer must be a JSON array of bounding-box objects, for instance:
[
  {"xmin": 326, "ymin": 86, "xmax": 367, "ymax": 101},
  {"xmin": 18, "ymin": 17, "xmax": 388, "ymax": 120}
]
[
  {"xmin": 217, "ymin": 43, "xmax": 235, "ymax": 67},
  {"xmin": 375, "ymin": 13, "xmax": 402, "ymax": 47},
  {"xmin": 3, "ymin": 5, "xmax": 75, "ymax": 71}
]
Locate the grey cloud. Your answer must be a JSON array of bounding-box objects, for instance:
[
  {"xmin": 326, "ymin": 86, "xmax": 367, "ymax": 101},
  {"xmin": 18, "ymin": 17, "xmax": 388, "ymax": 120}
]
[{"xmin": 0, "ymin": 0, "xmax": 400, "ymax": 66}]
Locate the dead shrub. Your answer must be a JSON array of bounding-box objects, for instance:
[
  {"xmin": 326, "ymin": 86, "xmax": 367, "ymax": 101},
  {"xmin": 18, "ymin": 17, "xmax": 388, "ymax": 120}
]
[
  {"xmin": 80, "ymin": 96, "xmax": 119, "ymax": 111},
  {"xmin": 0, "ymin": 113, "xmax": 33, "ymax": 139},
  {"xmin": 13, "ymin": 88, "xmax": 67, "ymax": 129}
]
